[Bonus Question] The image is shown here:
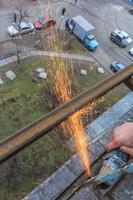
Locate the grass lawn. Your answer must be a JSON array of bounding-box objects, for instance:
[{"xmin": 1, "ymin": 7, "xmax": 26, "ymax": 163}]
[
  {"xmin": 52, "ymin": 31, "xmax": 88, "ymax": 54},
  {"xmin": 23, "ymin": 29, "xmax": 88, "ymax": 55},
  {"xmin": 0, "ymin": 59, "xmax": 46, "ymax": 140},
  {"xmin": 0, "ymin": 57, "xmax": 129, "ymax": 200},
  {"xmin": 73, "ymin": 62, "xmax": 129, "ymax": 110}
]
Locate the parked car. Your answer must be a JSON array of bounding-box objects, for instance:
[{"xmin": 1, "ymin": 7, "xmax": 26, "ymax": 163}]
[
  {"xmin": 7, "ymin": 21, "xmax": 35, "ymax": 37},
  {"xmin": 110, "ymin": 29, "xmax": 132, "ymax": 48},
  {"xmin": 121, "ymin": 31, "xmax": 132, "ymax": 44},
  {"xmin": 110, "ymin": 61, "xmax": 126, "ymax": 72},
  {"xmin": 129, "ymin": 47, "xmax": 133, "ymax": 56},
  {"xmin": 34, "ymin": 16, "xmax": 56, "ymax": 30},
  {"xmin": 0, "ymin": 53, "xmax": 13, "ymax": 60}
]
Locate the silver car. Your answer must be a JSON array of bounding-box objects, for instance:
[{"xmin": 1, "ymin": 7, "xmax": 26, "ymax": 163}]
[
  {"xmin": 7, "ymin": 21, "xmax": 35, "ymax": 37},
  {"xmin": 129, "ymin": 48, "xmax": 133, "ymax": 56}
]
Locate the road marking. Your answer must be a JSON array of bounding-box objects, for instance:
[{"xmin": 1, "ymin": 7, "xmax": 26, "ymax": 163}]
[{"xmin": 109, "ymin": 3, "xmax": 124, "ymax": 11}]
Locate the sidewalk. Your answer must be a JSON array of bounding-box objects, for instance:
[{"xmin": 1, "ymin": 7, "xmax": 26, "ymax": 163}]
[{"xmin": 0, "ymin": 50, "xmax": 94, "ymax": 67}]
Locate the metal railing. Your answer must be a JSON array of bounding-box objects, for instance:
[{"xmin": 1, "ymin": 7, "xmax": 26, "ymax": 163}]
[{"xmin": 0, "ymin": 65, "xmax": 133, "ymax": 164}]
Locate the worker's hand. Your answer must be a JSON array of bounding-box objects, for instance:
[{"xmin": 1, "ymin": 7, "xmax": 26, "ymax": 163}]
[
  {"xmin": 107, "ymin": 122, "xmax": 133, "ymax": 156},
  {"xmin": 120, "ymin": 146, "xmax": 133, "ymax": 157}
]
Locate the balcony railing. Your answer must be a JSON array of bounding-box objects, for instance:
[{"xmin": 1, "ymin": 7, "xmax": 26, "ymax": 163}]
[{"xmin": 0, "ymin": 65, "xmax": 133, "ymax": 164}]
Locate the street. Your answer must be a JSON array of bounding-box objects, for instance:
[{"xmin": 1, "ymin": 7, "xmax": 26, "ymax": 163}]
[
  {"xmin": 0, "ymin": 0, "xmax": 133, "ymax": 70},
  {"xmin": 78, "ymin": 0, "xmax": 133, "ymax": 68}
]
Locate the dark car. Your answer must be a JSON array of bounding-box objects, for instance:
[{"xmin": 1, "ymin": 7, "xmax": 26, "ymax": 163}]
[
  {"xmin": 110, "ymin": 29, "xmax": 128, "ymax": 48},
  {"xmin": 35, "ymin": 16, "xmax": 56, "ymax": 30},
  {"xmin": 110, "ymin": 61, "xmax": 126, "ymax": 72}
]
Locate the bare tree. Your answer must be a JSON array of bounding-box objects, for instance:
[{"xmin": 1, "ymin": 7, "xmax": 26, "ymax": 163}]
[
  {"xmin": 14, "ymin": 6, "xmax": 29, "ymax": 68},
  {"xmin": 74, "ymin": 0, "xmax": 78, "ymax": 5},
  {"xmin": 16, "ymin": 6, "xmax": 29, "ymax": 24}
]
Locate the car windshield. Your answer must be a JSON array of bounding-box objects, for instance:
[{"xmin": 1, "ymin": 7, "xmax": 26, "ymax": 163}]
[
  {"xmin": 116, "ymin": 63, "xmax": 125, "ymax": 69},
  {"xmin": 14, "ymin": 23, "xmax": 20, "ymax": 31},
  {"xmin": 87, "ymin": 34, "xmax": 94, "ymax": 40},
  {"xmin": 39, "ymin": 17, "xmax": 46, "ymax": 25}
]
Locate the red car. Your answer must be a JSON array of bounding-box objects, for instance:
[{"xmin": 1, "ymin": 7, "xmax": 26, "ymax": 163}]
[{"xmin": 35, "ymin": 16, "xmax": 56, "ymax": 30}]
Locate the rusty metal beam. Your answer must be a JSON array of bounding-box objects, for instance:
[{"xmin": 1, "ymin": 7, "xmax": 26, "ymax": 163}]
[
  {"xmin": 0, "ymin": 65, "xmax": 133, "ymax": 164},
  {"xmin": 124, "ymin": 76, "xmax": 133, "ymax": 90}
]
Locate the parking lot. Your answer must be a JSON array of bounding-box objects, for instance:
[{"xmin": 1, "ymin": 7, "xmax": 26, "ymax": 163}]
[{"xmin": 0, "ymin": 0, "xmax": 133, "ymax": 71}]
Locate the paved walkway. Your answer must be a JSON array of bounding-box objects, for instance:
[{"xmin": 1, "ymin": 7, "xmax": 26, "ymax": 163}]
[{"xmin": 0, "ymin": 50, "xmax": 94, "ymax": 67}]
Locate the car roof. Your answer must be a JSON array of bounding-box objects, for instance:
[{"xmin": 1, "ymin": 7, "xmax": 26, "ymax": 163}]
[
  {"xmin": 20, "ymin": 21, "xmax": 30, "ymax": 28},
  {"xmin": 115, "ymin": 62, "xmax": 125, "ymax": 69},
  {"xmin": 38, "ymin": 16, "xmax": 46, "ymax": 25},
  {"xmin": 130, "ymin": 47, "xmax": 133, "ymax": 52},
  {"xmin": 121, "ymin": 31, "xmax": 128, "ymax": 38},
  {"xmin": 38, "ymin": 16, "xmax": 53, "ymax": 24},
  {"xmin": 113, "ymin": 29, "xmax": 128, "ymax": 39},
  {"xmin": 112, "ymin": 60, "xmax": 124, "ymax": 65}
]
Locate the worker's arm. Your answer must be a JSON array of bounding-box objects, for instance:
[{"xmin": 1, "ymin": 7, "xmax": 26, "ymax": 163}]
[{"xmin": 107, "ymin": 122, "xmax": 133, "ymax": 156}]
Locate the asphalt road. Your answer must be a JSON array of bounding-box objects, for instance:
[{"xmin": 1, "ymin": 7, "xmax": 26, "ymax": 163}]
[
  {"xmin": 0, "ymin": 0, "xmax": 42, "ymax": 9},
  {"xmin": 0, "ymin": 0, "xmax": 133, "ymax": 71},
  {"xmin": 78, "ymin": 0, "xmax": 133, "ymax": 68}
]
